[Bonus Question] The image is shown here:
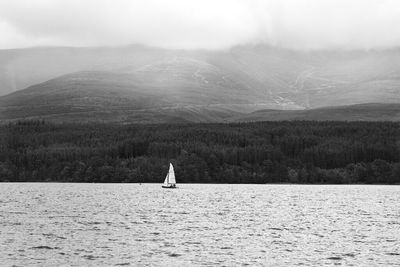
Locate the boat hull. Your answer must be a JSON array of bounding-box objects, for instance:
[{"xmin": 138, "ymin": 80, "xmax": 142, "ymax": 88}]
[{"xmin": 162, "ymin": 185, "xmax": 177, "ymax": 189}]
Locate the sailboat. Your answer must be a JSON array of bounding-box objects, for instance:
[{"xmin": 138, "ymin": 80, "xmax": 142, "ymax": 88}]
[{"xmin": 162, "ymin": 163, "xmax": 177, "ymax": 189}]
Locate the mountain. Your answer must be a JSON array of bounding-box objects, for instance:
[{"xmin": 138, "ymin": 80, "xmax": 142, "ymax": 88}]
[
  {"xmin": 0, "ymin": 59, "xmax": 263, "ymax": 123},
  {"xmin": 1, "ymin": 44, "xmax": 400, "ymax": 122},
  {"xmin": 0, "ymin": 45, "xmax": 170, "ymax": 96}
]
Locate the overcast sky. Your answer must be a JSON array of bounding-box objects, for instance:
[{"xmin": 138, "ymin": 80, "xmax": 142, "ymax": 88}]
[{"xmin": 0, "ymin": 0, "xmax": 400, "ymax": 50}]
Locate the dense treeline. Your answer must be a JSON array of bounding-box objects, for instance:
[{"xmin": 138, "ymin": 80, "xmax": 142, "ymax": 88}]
[{"xmin": 0, "ymin": 120, "xmax": 399, "ymax": 184}]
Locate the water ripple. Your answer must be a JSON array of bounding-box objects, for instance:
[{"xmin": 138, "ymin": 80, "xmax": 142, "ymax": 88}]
[{"xmin": 0, "ymin": 183, "xmax": 399, "ymax": 266}]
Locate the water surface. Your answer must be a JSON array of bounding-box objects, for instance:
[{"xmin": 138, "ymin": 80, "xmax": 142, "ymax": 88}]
[{"xmin": 0, "ymin": 183, "xmax": 399, "ymax": 266}]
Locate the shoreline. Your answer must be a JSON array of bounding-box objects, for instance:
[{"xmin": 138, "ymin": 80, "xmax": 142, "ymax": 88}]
[{"xmin": 0, "ymin": 181, "xmax": 398, "ymax": 185}]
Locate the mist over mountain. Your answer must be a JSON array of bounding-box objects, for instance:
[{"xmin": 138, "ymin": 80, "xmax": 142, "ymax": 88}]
[
  {"xmin": 1, "ymin": 44, "xmax": 400, "ymax": 122},
  {"xmin": 2, "ymin": 0, "xmax": 400, "ymax": 51}
]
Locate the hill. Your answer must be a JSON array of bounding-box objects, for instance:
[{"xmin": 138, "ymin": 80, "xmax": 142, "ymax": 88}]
[
  {"xmin": 1, "ymin": 45, "xmax": 400, "ymax": 122},
  {"xmin": 0, "ymin": 62, "xmax": 259, "ymax": 123}
]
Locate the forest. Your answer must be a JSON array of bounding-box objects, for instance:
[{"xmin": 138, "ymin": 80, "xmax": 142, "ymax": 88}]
[{"xmin": 0, "ymin": 120, "xmax": 399, "ymax": 184}]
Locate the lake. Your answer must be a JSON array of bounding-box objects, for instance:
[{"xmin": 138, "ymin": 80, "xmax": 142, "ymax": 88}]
[{"xmin": 0, "ymin": 183, "xmax": 399, "ymax": 266}]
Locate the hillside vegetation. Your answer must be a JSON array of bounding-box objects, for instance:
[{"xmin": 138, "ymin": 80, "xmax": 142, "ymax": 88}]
[{"xmin": 237, "ymin": 103, "xmax": 400, "ymax": 122}]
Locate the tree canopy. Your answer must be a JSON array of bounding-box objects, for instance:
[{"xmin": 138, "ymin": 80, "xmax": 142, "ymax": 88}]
[{"xmin": 1, "ymin": 120, "xmax": 399, "ymax": 184}]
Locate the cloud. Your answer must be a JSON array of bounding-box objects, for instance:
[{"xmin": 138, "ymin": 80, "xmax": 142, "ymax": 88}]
[
  {"xmin": 0, "ymin": 0, "xmax": 400, "ymax": 50},
  {"xmin": 257, "ymin": 0, "xmax": 400, "ymax": 50}
]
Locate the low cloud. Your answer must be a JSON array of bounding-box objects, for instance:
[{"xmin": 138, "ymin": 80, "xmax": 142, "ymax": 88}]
[{"xmin": 0, "ymin": 0, "xmax": 400, "ymax": 50}]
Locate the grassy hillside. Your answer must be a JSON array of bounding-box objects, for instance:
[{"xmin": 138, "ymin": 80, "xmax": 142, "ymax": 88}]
[
  {"xmin": 1, "ymin": 99, "xmax": 400, "ymax": 123},
  {"xmin": 1, "ymin": 45, "xmax": 400, "ymax": 111},
  {"xmin": 235, "ymin": 103, "xmax": 400, "ymax": 122}
]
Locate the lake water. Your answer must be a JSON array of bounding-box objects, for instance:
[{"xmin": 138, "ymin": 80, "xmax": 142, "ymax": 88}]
[{"xmin": 0, "ymin": 183, "xmax": 399, "ymax": 266}]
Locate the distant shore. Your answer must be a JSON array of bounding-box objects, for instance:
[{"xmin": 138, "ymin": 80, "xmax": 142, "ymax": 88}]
[
  {"xmin": 0, "ymin": 181, "xmax": 399, "ymax": 185},
  {"xmin": 1, "ymin": 120, "xmax": 399, "ymax": 184}
]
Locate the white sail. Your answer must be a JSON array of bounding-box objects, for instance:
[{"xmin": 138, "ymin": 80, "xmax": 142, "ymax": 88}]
[
  {"xmin": 163, "ymin": 173, "xmax": 169, "ymax": 186},
  {"xmin": 168, "ymin": 163, "xmax": 176, "ymax": 184},
  {"xmin": 162, "ymin": 163, "xmax": 176, "ymax": 188}
]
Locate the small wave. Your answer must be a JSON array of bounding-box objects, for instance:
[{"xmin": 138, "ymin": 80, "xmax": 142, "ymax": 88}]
[
  {"xmin": 86, "ymin": 221, "xmax": 102, "ymax": 225},
  {"xmin": 83, "ymin": 254, "xmax": 106, "ymax": 260},
  {"xmin": 327, "ymin": 256, "xmax": 342, "ymax": 260},
  {"xmin": 42, "ymin": 233, "xmax": 67, "ymax": 239},
  {"xmin": 386, "ymin": 252, "xmax": 400, "ymax": 256},
  {"xmin": 168, "ymin": 253, "xmax": 181, "ymax": 257},
  {"xmin": 83, "ymin": 255, "xmax": 96, "ymax": 260},
  {"xmin": 268, "ymin": 227, "xmax": 283, "ymax": 231},
  {"xmin": 31, "ymin": 246, "xmax": 60, "ymax": 250},
  {"xmin": 174, "ymin": 211, "xmax": 189, "ymax": 215},
  {"xmin": 184, "ymin": 241, "xmax": 201, "ymax": 245},
  {"xmin": 115, "ymin": 263, "xmax": 130, "ymax": 266},
  {"xmin": 313, "ymin": 233, "xmax": 324, "ymax": 238},
  {"xmin": 6, "ymin": 211, "xmax": 27, "ymax": 214}
]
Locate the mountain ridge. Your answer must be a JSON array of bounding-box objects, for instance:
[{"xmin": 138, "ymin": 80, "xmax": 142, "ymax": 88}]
[{"xmin": 1, "ymin": 44, "xmax": 400, "ymax": 122}]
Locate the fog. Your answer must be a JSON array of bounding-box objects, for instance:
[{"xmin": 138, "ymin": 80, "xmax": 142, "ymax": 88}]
[{"xmin": 0, "ymin": 0, "xmax": 400, "ymax": 50}]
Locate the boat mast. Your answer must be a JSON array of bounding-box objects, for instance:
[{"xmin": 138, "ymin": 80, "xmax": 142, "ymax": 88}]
[{"xmin": 168, "ymin": 163, "xmax": 171, "ymax": 185}]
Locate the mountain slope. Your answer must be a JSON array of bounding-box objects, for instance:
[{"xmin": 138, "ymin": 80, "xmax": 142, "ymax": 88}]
[
  {"xmin": 234, "ymin": 103, "xmax": 400, "ymax": 122},
  {"xmin": 1, "ymin": 45, "xmax": 400, "ymax": 123},
  {"xmin": 0, "ymin": 45, "xmax": 171, "ymax": 96},
  {"xmin": 0, "ymin": 58, "xmax": 265, "ymax": 122},
  {"xmin": 2, "ymin": 45, "xmax": 400, "ymax": 107},
  {"xmin": 212, "ymin": 46, "xmax": 400, "ymax": 108}
]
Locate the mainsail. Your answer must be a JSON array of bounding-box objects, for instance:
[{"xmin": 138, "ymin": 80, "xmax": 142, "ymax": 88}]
[{"xmin": 168, "ymin": 163, "xmax": 176, "ymax": 184}]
